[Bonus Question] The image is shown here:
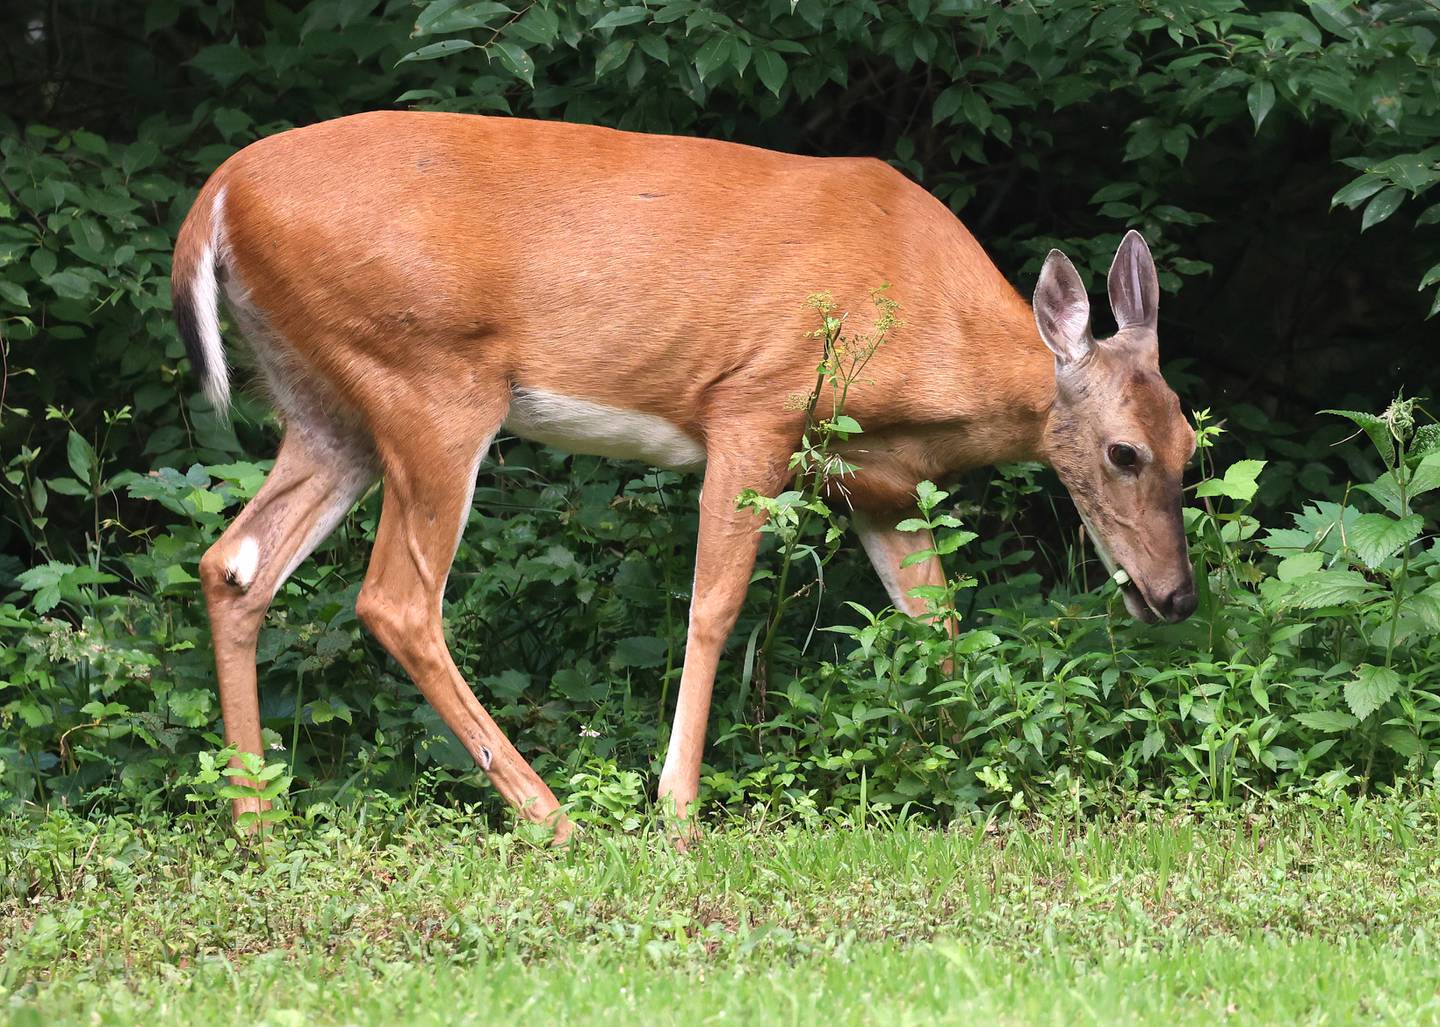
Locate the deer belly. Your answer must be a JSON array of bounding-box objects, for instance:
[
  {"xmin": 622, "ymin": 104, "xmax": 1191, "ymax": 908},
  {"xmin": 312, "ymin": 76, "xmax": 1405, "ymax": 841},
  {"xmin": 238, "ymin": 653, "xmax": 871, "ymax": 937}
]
[{"xmin": 503, "ymin": 388, "xmax": 707, "ymax": 471}]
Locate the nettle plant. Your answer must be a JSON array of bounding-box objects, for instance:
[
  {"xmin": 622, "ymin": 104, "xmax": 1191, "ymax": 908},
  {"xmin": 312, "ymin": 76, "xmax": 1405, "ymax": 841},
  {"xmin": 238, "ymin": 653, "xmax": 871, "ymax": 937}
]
[
  {"xmin": 713, "ymin": 392, "xmax": 1440, "ymax": 818},
  {"xmin": 1261, "ymin": 399, "xmax": 1440, "ymax": 741},
  {"xmin": 738, "ymin": 288, "xmax": 896, "ymax": 703}
]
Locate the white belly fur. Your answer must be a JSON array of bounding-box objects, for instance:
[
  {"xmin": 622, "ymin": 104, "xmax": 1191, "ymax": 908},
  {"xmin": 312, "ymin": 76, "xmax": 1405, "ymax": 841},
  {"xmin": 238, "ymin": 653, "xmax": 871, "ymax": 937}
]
[{"xmin": 503, "ymin": 387, "xmax": 707, "ymax": 471}]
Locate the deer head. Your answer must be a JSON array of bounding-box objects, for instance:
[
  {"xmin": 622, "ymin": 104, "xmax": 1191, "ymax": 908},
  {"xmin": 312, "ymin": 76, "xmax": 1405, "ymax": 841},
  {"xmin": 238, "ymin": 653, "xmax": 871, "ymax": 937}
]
[{"xmin": 1033, "ymin": 231, "xmax": 1197, "ymax": 624}]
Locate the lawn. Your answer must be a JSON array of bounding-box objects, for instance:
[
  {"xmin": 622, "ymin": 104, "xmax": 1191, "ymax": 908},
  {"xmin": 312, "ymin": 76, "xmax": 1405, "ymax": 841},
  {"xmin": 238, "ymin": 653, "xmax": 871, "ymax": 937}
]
[{"xmin": 5, "ymin": 796, "xmax": 1440, "ymax": 1025}]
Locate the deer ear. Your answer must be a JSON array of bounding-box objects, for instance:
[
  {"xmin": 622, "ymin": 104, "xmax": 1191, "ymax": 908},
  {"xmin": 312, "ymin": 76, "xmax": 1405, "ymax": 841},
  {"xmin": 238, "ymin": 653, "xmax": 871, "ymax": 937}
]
[
  {"xmin": 1108, "ymin": 230, "xmax": 1159, "ymax": 331},
  {"xmin": 1034, "ymin": 249, "xmax": 1094, "ymax": 366}
]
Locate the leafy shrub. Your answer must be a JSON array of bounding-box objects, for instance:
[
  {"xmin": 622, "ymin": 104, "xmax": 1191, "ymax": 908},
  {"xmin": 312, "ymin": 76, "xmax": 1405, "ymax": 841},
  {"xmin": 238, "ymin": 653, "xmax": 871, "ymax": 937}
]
[{"xmin": 3, "ymin": 1, "xmax": 1440, "ymax": 824}]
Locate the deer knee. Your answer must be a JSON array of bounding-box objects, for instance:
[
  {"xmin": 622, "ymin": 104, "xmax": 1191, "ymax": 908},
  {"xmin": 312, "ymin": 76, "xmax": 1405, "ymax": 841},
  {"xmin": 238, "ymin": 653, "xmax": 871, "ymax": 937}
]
[{"xmin": 200, "ymin": 536, "xmax": 261, "ymax": 593}]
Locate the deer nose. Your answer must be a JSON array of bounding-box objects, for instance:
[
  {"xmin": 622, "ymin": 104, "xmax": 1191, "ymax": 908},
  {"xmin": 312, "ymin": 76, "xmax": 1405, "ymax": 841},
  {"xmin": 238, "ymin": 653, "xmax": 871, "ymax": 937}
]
[{"xmin": 1158, "ymin": 585, "xmax": 1197, "ymax": 623}]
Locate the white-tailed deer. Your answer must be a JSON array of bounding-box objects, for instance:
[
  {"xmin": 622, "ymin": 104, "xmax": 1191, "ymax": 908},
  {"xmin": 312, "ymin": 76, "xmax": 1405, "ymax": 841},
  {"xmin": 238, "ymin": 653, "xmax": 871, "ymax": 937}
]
[{"xmin": 172, "ymin": 111, "xmax": 1196, "ymax": 840}]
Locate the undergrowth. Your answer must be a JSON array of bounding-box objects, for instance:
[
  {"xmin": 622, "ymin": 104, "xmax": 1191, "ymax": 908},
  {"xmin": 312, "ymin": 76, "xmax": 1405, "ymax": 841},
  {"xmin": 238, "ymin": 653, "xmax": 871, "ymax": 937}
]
[{"xmin": 3, "ymin": 295, "xmax": 1440, "ymax": 829}]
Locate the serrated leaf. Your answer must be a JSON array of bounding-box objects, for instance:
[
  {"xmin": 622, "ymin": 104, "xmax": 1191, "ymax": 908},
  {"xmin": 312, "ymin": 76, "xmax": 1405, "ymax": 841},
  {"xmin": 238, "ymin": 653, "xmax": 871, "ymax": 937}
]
[
  {"xmin": 1346, "ymin": 512, "xmax": 1422, "ymax": 568},
  {"xmin": 1401, "ymin": 587, "xmax": 1440, "ymax": 630},
  {"xmin": 1322, "ymin": 408, "xmax": 1395, "ymax": 464},
  {"xmin": 905, "ymin": 584, "xmax": 950, "ymax": 603},
  {"xmin": 934, "ymin": 531, "xmax": 978, "ymax": 555},
  {"xmin": 1414, "ymin": 425, "xmax": 1440, "ymax": 459},
  {"xmin": 1295, "ymin": 710, "xmax": 1359, "ymax": 733},
  {"xmin": 1344, "ymin": 664, "xmax": 1400, "ymax": 720},
  {"xmin": 1275, "ymin": 551, "xmax": 1324, "ymax": 581},
  {"xmin": 1279, "ymin": 569, "xmax": 1378, "ymax": 609},
  {"xmin": 1356, "ymin": 473, "xmax": 1404, "ymax": 515},
  {"xmin": 1194, "ymin": 459, "xmax": 1266, "ymax": 502}
]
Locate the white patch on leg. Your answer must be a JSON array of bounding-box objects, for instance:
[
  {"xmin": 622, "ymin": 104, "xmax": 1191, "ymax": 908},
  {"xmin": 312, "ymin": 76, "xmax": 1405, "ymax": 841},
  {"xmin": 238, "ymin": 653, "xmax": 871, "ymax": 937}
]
[
  {"xmin": 226, "ymin": 537, "xmax": 260, "ymax": 591},
  {"xmin": 504, "ymin": 388, "xmax": 706, "ymax": 471}
]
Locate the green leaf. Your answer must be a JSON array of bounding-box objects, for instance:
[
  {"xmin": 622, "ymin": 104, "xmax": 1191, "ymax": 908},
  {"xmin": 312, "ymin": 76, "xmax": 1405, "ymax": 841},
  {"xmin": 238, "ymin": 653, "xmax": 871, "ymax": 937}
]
[
  {"xmin": 754, "ymin": 49, "xmax": 788, "ymax": 96},
  {"xmin": 72, "ymin": 130, "xmax": 108, "ymax": 156},
  {"xmin": 593, "ymin": 6, "xmax": 649, "ymax": 30},
  {"xmin": 1194, "ymin": 459, "xmax": 1266, "ymax": 502},
  {"xmin": 595, "ymin": 39, "xmax": 633, "ymax": 78},
  {"xmin": 1415, "ymin": 425, "xmax": 1440, "ymax": 458},
  {"xmin": 1346, "ymin": 512, "xmax": 1423, "ymax": 568},
  {"xmin": 490, "ymin": 42, "xmax": 534, "ymax": 86},
  {"xmin": 1344, "ymin": 664, "xmax": 1400, "ymax": 721},
  {"xmin": 1330, "ymin": 174, "xmax": 1384, "ymax": 210},
  {"xmin": 1360, "ymin": 186, "xmax": 1405, "ymax": 232},
  {"xmin": 1356, "ymin": 473, "xmax": 1404, "ymax": 515},
  {"xmin": 397, "ymin": 39, "xmax": 478, "ymax": 64},
  {"xmin": 828, "ymin": 415, "xmax": 862, "ymax": 435},
  {"xmin": 66, "ymin": 430, "xmax": 97, "ymax": 484},
  {"xmin": 417, "ymin": 1, "xmax": 509, "ymax": 35},
  {"xmin": 905, "ymin": 584, "xmax": 950, "ymax": 603},
  {"xmin": 1295, "ymin": 710, "xmax": 1359, "ymax": 733},
  {"xmin": 189, "ymin": 44, "xmax": 255, "ymax": 85},
  {"xmin": 1275, "ymin": 551, "xmax": 1324, "ymax": 581},
  {"xmin": 1420, "ymin": 263, "xmax": 1440, "ymax": 291},
  {"xmin": 1279, "ymin": 569, "xmax": 1378, "ymax": 609},
  {"xmin": 1322, "ymin": 409, "xmax": 1394, "ymax": 465},
  {"xmin": 44, "ymin": 270, "xmax": 94, "ymax": 301},
  {"xmin": 934, "ymin": 530, "xmax": 978, "ymax": 555},
  {"xmin": 932, "ymin": 85, "xmax": 964, "ymax": 125},
  {"xmin": 1247, "ymin": 80, "xmax": 1275, "ymax": 133},
  {"xmin": 0, "ymin": 280, "xmax": 30, "ymax": 308},
  {"xmin": 612, "ymin": 635, "xmax": 667, "ymax": 669},
  {"xmin": 694, "ymin": 34, "xmax": 732, "ymax": 82}
]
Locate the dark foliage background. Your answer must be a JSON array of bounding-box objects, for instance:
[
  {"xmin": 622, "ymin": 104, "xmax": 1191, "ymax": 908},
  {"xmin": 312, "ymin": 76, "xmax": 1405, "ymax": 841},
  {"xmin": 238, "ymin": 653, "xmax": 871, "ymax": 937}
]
[{"xmin": 2, "ymin": 0, "xmax": 1439, "ymax": 823}]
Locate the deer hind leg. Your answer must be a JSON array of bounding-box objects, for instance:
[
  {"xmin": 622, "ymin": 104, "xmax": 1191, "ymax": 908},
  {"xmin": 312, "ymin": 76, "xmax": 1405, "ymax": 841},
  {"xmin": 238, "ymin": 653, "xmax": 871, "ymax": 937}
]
[
  {"xmin": 355, "ymin": 405, "xmax": 569, "ymax": 840},
  {"xmin": 199, "ymin": 420, "xmax": 376, "ymax": 823}
]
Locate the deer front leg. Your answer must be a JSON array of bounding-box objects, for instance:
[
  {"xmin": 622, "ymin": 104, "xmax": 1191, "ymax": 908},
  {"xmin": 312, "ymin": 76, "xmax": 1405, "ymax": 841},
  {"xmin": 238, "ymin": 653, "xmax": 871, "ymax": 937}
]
[{"xmin": 657, "ymin": 441, "xmax": 793, "ymax": 828}]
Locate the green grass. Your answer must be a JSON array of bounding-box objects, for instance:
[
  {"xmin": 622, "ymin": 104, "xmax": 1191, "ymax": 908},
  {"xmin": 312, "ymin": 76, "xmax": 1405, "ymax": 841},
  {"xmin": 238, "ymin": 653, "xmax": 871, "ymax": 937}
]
[{"xmin": 6, "ymin": 795, "xmax": 1440, "ymax": 1024}]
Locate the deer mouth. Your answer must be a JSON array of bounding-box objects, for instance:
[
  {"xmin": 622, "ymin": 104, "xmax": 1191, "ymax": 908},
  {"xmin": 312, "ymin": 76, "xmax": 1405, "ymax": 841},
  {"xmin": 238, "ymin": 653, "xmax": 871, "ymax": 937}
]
[
  {"xmin": 1079, "ymin": 513, "xmax": 1164, "ymax": 624},
  {"xmin": 1116, "ymin": 575, "xmax": 1161, "ymax": 624}
]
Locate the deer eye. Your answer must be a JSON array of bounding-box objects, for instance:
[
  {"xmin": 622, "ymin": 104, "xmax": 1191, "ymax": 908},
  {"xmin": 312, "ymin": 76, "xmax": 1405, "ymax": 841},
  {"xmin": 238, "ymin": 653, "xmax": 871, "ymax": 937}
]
[{"xmin": 1108, "ymin": 443, "xmax": 1139, "ymax": 469}]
